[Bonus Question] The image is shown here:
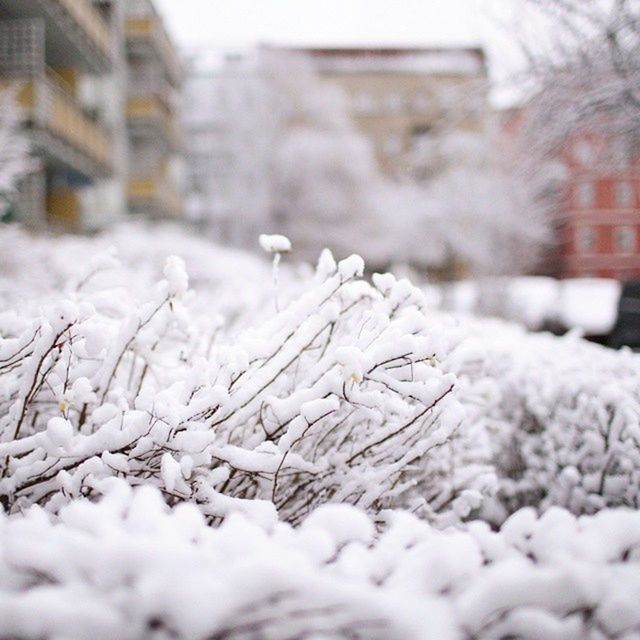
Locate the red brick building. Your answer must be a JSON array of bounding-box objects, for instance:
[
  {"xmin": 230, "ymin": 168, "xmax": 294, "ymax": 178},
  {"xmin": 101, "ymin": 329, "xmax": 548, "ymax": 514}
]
[
  {"xmin": 558, "ymin": 134, "xmax": 640, "ymax": 279},
  {"xmin": 500, "ymin": 104, "xmax": 640, "ymax": 280}
]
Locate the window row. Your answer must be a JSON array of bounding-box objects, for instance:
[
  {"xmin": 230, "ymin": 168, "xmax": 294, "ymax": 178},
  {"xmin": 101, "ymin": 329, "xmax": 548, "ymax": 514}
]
[
  {"xmin": 576, "ymin": 225, "xmax": 638, "ymax": 254},
  {"xmin": 574, "ymin": 180, "xmax": 638, "ymax": 208},
  {"xmin": 351, "ymin": 90, "xmax": 434, "ymax": 115},
  {"xmin": 573, "ymin": 137, "xmax": 640, "ymax": 169}
]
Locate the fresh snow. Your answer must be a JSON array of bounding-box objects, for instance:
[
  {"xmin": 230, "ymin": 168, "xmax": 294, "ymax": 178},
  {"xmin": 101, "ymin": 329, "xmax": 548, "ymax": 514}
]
[
  {"xmin": 259, "ymin": 233, "xmax": 292, "ymax": 253},
  {"xmin": 0, "ymin": 223, "xmax": 639, "ymax": 639},
  {"xmin": 1, "ymin": 481, "xmax": 640, "ymax": 639}
]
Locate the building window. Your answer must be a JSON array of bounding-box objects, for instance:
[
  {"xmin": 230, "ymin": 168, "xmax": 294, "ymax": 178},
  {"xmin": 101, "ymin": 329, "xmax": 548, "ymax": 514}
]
[
  {"xmin": 577, "ymin": 226, "xmax": 596, "ymax": 253},
  {"xmin": 574, "ymin": 139, "xmax": 595, "ymax": 165},
  {"xmin": 615, "ymin": 181, "xmax": 634, "ymax": 207},
  {"xmin": 576, "ymin": 182, "xmax": 595, "ymax": 208},
  {"xmin": 383, "ymin": 133, "xmax": 403, "ymax": 156},
  {"xmin": 353, "ymin": 91, "xmax": 375, "ymax": 114},
  {"xmin": 386, "ymin": 92, "xmax": 404, "ymax": 113},
  {"xmin": 614, "ymin": 226, "xmax": 636, "ymax": 253}
]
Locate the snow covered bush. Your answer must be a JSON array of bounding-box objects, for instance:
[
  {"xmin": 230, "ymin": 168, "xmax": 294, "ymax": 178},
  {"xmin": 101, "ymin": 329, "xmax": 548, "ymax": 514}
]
[
  {"xmin": 3, "ymin": 480, "xmax": 640, "ymax": 640},
  {"xmin": 0, "ymin": 226, "xmax": 483, "ymax": 526},
  {"xmin": 446, "ymin": 316, "xmax": 640, "ymax": 522},
  {"xmin": 4, "ymin": 225, "xmax": 640, "ymax": 638}
]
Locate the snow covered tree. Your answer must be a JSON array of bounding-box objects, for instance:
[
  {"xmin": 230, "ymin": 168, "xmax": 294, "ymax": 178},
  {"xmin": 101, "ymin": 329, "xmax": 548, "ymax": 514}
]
[
  {"xmin": 413, "ymin": 131, "xmax": 550, "ymax": 277},
  {"xmin": 517, "ymin": 0, "xmax": 640, "ymax": 160},
  {"xmin": 395, "ymin": 80, "xmax": 553, "ymax": 278},
  {"xmin": 185, "ymin": 51, "xmax": 389, "ymax": 263},
  {"xmin": 0, "ymin": 89, "xmax": 35, "ymax": 221}
]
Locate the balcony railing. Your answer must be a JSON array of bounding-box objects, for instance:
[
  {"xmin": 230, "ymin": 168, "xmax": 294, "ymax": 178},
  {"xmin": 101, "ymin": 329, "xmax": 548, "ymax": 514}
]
[
  {"xmin": 128, "ymin": 176, "xmax": 183, "ymax": 217},
  {"xmin": 128, "ymin": 68, "xmax": 179, "ymax": 109},
  {"xmin": 54, "ymin": 0, "xmax": 112, "ymax": 61},
  {"xmin": 3, "ymin": 76, "xmax": 111, "ymax": 172},
  {"xmin": 127, "ymin": 95, "xmax": 180, "ymax": 149},
  {"xmin": 125, "ymin": 16, "xmax": 182, "ymax": 87},
  {"xmin": 46, "ymin": 187, "xmax": 80, "ymax": 228}
]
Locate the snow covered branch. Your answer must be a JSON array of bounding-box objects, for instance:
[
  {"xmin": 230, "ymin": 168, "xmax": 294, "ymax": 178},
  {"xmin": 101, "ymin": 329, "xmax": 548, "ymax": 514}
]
[{"xmin": 0, "ymin": 236, "xmax": 479, "ymax": 526}]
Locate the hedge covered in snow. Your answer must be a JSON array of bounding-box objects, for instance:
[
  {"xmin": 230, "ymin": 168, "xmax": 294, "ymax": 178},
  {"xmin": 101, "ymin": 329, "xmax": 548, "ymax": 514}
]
[
  {"xmin": 3, "ymin": 481, "xmax": 640, "ymax": 640},
  {"xmin": 1, "ymin": 224, "xmax": 640, "ymax": 639},
  {"xmin": 443, "ymin": 316, "xmax": 640, "ymax": 521}
]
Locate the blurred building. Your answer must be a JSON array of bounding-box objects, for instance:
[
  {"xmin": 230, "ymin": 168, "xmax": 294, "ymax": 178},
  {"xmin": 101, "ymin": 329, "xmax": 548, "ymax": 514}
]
[
  {"xmin": 125, "ymin": 0, "xmax": 184, "ymax": 220},
  {"xmin": 0, "ymin": 0, "xmax": 183, "ymax": 231},
  {"xmin": 558, "ymin": 135, "xmax": 640, "ymax": 279},
  {"xmin": 291, "ymin": 47, "xmax": 489, "ymax": 179},
  {"xmin": 183, "ymin": 54, "xmax": 270, "ymax": 246},
  {"xmin": 502, "ymin": 107, "xmax": 640, "ymax": 280},
  {"xmin": 183, "ymin": 46, "xmax": 491, "ymax": 254}
]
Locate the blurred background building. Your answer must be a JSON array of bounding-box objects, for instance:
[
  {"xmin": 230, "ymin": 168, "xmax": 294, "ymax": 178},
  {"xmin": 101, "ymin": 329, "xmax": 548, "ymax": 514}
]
[
  {"xmin": 291, "ymin": 47, "xmax": 489, "ymax": 179},
  {"xmin": 1, "ymin": 1, "xmax": 638, "ymax": 284},
  {"xmin": 559, "ymin": 134, "xmax": 640, "ymax": 280},
  {"xmin": 184, "ymin": 53, "xmax": 270, "ymax": 247},
  {"xmin": 500, "ymin": 107, "xmax": 640, "ymax": 281},
  {"xmin": 125, "ymin": 0, "xmax": 183, "ymax": 220},
  {"xmin": 183, "ymin": 45, "xmax": 495, "ymax": 271},
  {"xmin": 0, "ymin": 0, "xmax": 183, "ymax": 231}
]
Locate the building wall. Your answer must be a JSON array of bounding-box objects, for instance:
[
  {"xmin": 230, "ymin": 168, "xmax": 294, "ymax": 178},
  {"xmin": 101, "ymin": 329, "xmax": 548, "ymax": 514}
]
[
  {"xmin": 183, "ymin": 59, "xmax": 272, "ymax": 247},
  {"xmin": 80, "ymin": 0, "xmax": 129, "ymax": 231},
  {"xmin": 556, "ymin": 135, "xmax": 640, "ymax": 279},
  {"xmin": 500, "ymin": 107, "xmax": 640, "ymax": 281},
  {"xmin": 183, "ymin": 47, "xmax": 490, "ymax": 258},
  {"xmin": 124, "ymin": 0, "xmax": 184, "ymax": 220},
  {"xmin": 322, "ymin": 74, "xmax": 487, "ymax": 178},
  {"xmin": 0, "ymin": 0, "xmax": 117, "ymax": 230},
  {"xmin": 0, "ymin": 0, "xmax": 184, "ymax": 231}
]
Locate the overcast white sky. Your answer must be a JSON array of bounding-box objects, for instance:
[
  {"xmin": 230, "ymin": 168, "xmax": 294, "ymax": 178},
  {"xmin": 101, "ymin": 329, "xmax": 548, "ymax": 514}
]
[{"xmin": 155, "ymin": 0, "xmax": 522, "ymax": 82}]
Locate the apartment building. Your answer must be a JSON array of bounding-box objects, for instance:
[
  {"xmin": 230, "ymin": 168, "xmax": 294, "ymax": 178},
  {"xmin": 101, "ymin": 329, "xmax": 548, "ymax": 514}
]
[
  {"xmin": 183, "ymin": 46, "xmax": 490, "ymax": 256},
  {"xmin": 290, "ymin": 47, "xmax": 490, "ymax": 179},
  {"xmin": 0, "ymin": 0, "xmax": 183, "ymax": 230},
  {"xmin": 183, "ymin": 55, "xmax": 270, "ymax": 246},
  {"xmin": 125, "ymin": 0, "xmax": 183, "ymax": 219},
  {"xmin": 0, "ymin": 0, "xmax": 115, "ymax": 229},
  {"xmin": 559, "ymin": 134, "xmax": 640, "ymax": 279},
  {"xmin": 501, "ymin": 105, "xmax": 640, "ymax": 280}
]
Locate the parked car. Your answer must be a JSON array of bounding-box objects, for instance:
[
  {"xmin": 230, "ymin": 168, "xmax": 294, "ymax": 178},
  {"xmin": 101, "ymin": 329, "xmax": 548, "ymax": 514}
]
[{"xmin": 609, "ymin": 281, "xmax": 640, "ymax": 350}]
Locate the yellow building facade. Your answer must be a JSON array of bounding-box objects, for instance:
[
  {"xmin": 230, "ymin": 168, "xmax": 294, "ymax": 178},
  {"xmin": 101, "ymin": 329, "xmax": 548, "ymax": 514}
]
[
  {"xmin": 0, "ymin": 0, "xmax": 183, "ymax": 230},
  {"xmin": 292, "ymin": 47, "xmax": 490, "ymax": 180}
]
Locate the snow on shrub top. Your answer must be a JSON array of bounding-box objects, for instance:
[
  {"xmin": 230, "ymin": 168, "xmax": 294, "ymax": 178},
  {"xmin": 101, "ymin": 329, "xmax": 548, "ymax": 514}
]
[
  {"xmin": 2, "ymin": 482, "xmax": 640, "ymax": 640},
  {"xmin": 444, "ymin": 313, "xmax": 640, "ymax": 521},
  {"xmin": 0, "ymin": 234, "xmax": 481, "ymax": 526}
]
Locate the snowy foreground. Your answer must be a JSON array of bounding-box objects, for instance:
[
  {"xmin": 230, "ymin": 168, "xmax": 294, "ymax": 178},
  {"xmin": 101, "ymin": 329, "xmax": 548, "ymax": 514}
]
[{"xmin": 1, "ymin": 224, "xmax": 640, "ymax": 639}]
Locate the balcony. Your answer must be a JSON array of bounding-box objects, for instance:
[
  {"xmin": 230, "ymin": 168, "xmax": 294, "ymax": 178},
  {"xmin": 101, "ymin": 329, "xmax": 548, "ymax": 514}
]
[
  {"xmin": 128, "ymin": 176, "xmax": 183, "ymax": 218},
  {"xmin": 125, "ymin": 16, "xmax": 182, "ymax": 88},
  {"xmin": 3, "ymin": 76, "xmax": 112, "ymax": 177},
  {"xmin": 0, "ymin": 1, "xmax": 112, "ymax": 73},
  {"xmin": 46, "ymin": 187, "xmax": 81, "ymax": 229},
  {"xmin": 128, "ymin": 68, "xmax": 180, "ymax": 111},
  {"xmin": 127, "ymin": 95, "xmax": 181, "ymax": 150}
]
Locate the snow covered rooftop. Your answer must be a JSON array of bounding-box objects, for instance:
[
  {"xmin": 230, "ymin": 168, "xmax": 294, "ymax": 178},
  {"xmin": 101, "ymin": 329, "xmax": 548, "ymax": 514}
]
[{"xmin": 279, "ymin": 46, "xmax": 487, "ymax": 77}]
